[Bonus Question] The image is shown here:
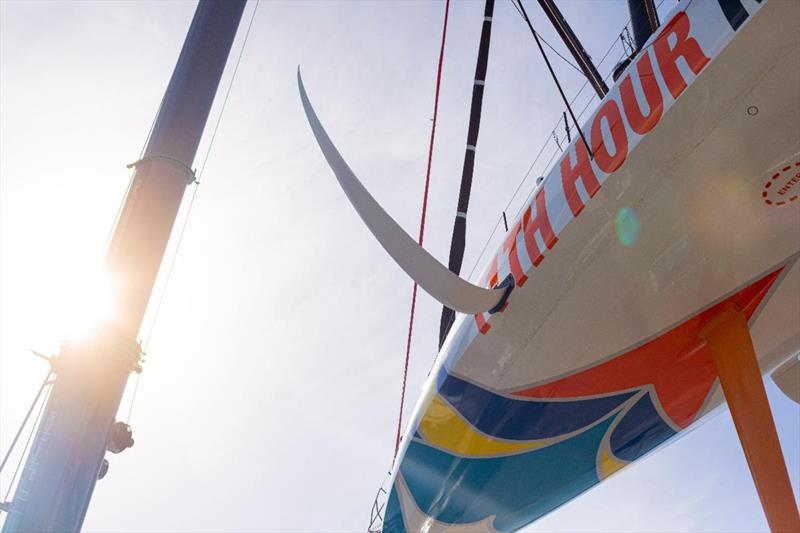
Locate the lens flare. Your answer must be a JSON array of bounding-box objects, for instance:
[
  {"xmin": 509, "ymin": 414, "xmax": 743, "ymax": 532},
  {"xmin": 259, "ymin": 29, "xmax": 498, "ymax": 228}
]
[
  {"xmin": 49, "ymin": 266, "xmax": 119, "ymax": 343},
  {"xmin": 615, "ymin": 206, "xmax": 641, "ymax": 247}
]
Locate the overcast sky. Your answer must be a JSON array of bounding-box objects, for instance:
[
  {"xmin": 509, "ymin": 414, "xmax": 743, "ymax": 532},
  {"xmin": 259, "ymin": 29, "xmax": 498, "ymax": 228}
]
[{"xmin": 1, "ymin": 1, "xmax": 797, "ymax": 531}]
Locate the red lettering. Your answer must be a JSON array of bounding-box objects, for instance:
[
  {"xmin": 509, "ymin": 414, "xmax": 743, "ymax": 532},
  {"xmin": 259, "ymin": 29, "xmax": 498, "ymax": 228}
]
[
  {"xmin": 475, "ymin": 312, "xmax": 491, "ymax": 334},
  {"xmin": 522, "ymin": 189, "xmax": 558, "ymax": 267},
  {"xmin": 561, "ymin": 138, "xmax": 600, "ymax": 217},
  {"xmin": 591, "ymin": 99, "xmax": 628, "ymax": 174},
  {"xmin": 501, "ymin": 222, "xmax": 528, "ymax": 286},
  {"xmin": 620, "ymin": 51, "xmax": 664, "ymax": 135},
  {"xmin": 653, "ymin": 11, "xmax": 710, "ymax": 99},
  {"xmin": 778, "ymin": 175, "xmax": 800, "ymax": 195},
  {"xmin": 486, "ymin": 255, "xmax": 499, "ymax": 288}
]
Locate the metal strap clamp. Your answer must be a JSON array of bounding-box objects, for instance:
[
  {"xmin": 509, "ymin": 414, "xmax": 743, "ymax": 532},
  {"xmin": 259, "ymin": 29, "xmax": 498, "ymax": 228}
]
[{"xmin": 126, "ymin": 155, "xmax": 197, "ymax": 184}]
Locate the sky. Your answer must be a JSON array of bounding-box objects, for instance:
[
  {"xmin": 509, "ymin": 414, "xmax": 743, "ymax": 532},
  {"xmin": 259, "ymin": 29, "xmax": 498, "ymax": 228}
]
[{"xmin": 0, "ymin": 1, "xmax": 798, "ymax": 532}]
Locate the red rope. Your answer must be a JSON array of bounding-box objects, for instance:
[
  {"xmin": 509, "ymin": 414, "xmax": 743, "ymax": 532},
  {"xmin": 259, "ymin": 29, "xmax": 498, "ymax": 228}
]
[{"xmin": 394, "ymin": 0, "xmax": 450, "ymax": 461}]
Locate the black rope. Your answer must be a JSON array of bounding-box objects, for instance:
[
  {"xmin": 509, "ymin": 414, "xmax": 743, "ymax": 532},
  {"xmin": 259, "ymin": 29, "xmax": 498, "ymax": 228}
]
[
  {"xmin": 515, "ymin": 0, "xmax": 593, "ymax": 159},
  {"xmin": 439, "ymin": 0, "xmax": 495, "ymax": 348}
]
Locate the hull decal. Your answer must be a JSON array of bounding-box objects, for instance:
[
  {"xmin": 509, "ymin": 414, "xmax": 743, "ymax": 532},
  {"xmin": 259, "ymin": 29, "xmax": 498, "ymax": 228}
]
[
  {"xmin": 510, "ymin": 267, "xmax": 782, "ymax": 428},
  {"xmin": 609, "ymin": 392, "xmax": 676, "ymax": 462},
  {"xmin": 399, "ymin": 416, "xmax": 616, "ymax": 532},
  {"xmin": 473, "ymin": 0, "xmax": 763, "ymax": 335},
  {"xmin": 438, "ymin": 373, "xmax": 635, "ymax": 441},
  {"xmin": 386, "ymin": 265, "xmax": 785, "ymax": 531}
]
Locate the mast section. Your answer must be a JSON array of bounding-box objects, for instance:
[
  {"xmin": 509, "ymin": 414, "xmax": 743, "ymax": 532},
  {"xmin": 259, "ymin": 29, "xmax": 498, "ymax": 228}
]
[
  {"xmin": 2, "ymin": 2, "xmax": 245, "ymax": 531},
  {"xmin": 536, "ymin": 0, "xmax": 608, "ymax": 99}
]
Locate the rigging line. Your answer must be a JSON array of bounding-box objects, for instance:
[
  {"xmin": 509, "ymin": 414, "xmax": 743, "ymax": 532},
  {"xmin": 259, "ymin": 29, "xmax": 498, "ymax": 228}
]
[
  {"xmin": 510, "ymin": 0, "xmax": 524, "ymax": 19},
  {"xmin": 140, "ymin": 0, "xmax": 259, "ymax": 354},
  {"xmin": 526, "ymin": 21, "xmax": 622, "ymax": 168},
  {"xmin": 466, "ymin": 51, "xmax": 624, "ymax": 278},
  {"xmin": 128, "ymin": 1, "xmax": 259, "ymax": 423},
  {"xmin": 464, "ymin": 3, "xmax": 668, "ymax": 284},
  {"xmin": 103, "ymin": 176, "xmax": 134, "ymax": 254},
  {"xmin": 539, "ymin": 33, "xmax": 584, "ymax": 77},
  {"xmin": 465, "ymin": 49, "xmax": 612, "ymax": 281},
  {"xmin": 509, "ymin": 47, "xmax": 623, "ymax": 226},
  {"xmin": 125, "ymin": 373, "xmax": 141, "ymax": 425},
  {"xmin": 3, "ymin": 382, "xmax": 51, "ymax": 502},
  {"xmin": 464, "ymin": 129, "xmax": 550, "ymax": 282},
  {"xmin": 394, "ymin": 0, "xmax": 450, "ymax": 462},
  {"xmin": 512, "ymin": 144, "xmax": 559, "ymax": 222},
  {"xmin": 513, "ymin": 50, "xmax": 623, "ymax": 221},
  {"xmin": 534, "ymin": 0, "xmax": 608, "ymax": 97},
  {"xmin": 515, "ymin": 0, "xmax": 593, "ymax": 159},
  {"xmin": 103, "ymin": 98, "xmax": 166, "ymax": 255},
  {"xmin": 577, "ymin": 50, "xmax": 627, "ymax": 120},
  {"xmin": 510, "ymin": 0, "xmax": 584, "ymax": 77},
  {"xmin": 560, "ymin": 0, "xmax": 667, "ymax": 111},
  {"xmin": 0, "ymin": 371, "xmax": 52, "ymax": 475},
  {"xmin": 196, "ymin": 0, "xmax": 260, "ymax": 179},
  {"xmin": 563, "ymin": 22, "xmax": 626, "ymax": 110}
]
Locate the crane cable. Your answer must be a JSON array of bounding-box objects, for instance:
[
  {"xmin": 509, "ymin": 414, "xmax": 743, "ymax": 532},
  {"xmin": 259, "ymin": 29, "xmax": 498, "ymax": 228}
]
[
  {"xmin": 1, "ymin": 373, "xmax": 52, "ymax": 502},
  {"xmin": 393, "ymin": 0, "xmax": 451, "ymax": 462}
]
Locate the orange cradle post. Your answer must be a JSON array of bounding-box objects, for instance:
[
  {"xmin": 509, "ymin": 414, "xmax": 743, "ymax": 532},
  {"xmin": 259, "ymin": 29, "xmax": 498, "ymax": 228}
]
[{"xmin": 699, "ymin": 307, "xmax": 800, "ymax": 533}]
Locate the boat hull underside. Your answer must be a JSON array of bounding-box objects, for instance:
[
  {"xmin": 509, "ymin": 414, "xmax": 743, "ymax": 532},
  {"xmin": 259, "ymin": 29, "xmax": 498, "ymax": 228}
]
[{"xmin": 384, "ymin": 0, "xmax": 800, "ymax": 531}]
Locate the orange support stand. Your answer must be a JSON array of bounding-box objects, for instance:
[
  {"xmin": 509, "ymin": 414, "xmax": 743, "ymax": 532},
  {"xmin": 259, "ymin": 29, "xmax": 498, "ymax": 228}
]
[{"xmin": 699, "ymin": 307, "xmax": 800, "ymax": 533}]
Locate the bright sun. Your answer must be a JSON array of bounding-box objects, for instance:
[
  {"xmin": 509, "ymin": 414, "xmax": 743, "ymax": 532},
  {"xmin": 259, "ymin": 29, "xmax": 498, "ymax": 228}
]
[
  {"xmin": 59, "ymin": 267, "xmax": 119, "ymax": 341},
  {"xmin": 11, "ymin": 261, "xmax": 120, "ymax": 354}
]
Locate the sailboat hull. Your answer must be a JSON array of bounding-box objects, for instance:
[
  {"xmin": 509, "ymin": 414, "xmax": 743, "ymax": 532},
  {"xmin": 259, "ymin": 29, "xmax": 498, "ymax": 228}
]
[{"xmin": 384, "ymin": 0, "xmax": 800, "ymax": 530}]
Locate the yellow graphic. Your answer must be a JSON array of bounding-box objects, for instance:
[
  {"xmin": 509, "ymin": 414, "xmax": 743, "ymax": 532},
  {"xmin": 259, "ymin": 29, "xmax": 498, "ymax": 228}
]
[
  {"xmin": 418, "ymin": 395, "xmax": 552, "ymax": 457},
  {"xmin": 597, "ymin": 448, "xmax": 627, "ymax": 479}
]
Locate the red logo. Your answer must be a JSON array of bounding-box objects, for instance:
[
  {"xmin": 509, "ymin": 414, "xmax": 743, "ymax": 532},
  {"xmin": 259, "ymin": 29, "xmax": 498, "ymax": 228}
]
[{"xmin": 762, "ymin": 159, "xmax": 800, "ymax": 207}]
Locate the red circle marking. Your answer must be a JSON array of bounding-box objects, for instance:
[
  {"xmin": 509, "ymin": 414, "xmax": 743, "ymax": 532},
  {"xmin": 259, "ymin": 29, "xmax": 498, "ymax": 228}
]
[{"xmin": 763, "ymin": 159, "xmax": 800, "ymax": 207}]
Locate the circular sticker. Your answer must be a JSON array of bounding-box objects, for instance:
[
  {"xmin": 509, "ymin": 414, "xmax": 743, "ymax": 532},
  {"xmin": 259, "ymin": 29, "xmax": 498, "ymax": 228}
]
[{"xmin": 762, "ymin": 159, "xmax": 800, "ymax": 206}]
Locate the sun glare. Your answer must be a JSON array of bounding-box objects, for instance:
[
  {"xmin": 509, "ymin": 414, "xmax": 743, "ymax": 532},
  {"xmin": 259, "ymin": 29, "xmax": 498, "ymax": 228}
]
[
  {"xmin": 61, "ymin": 267, "xmax": 119, "ymax": 341},
  {"xmin": 18, "ymin": 263, "xmax": 120, "ymax": 354}
]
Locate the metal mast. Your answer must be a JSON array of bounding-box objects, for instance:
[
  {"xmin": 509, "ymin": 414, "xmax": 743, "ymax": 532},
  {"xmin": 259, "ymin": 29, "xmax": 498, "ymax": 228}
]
[
  {"xmin": 2, "ymin": 1, "xmax": 246, "ymax": 531},
  {"xmin": 536, "ymin": 0, "xmax": 608, "ymax": 98},
  {"xmin": 626, "ymin": 0, "xmax": 660, "ymax": 50}
]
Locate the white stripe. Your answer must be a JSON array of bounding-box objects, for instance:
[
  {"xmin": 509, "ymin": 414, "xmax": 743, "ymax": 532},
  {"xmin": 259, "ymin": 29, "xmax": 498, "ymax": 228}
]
[
  {"xmin": 457, "ymin": 211, "xmax": 467, "ymax": 219},
  {"xmin": 484, "ymin": 16, "xmax": 492, "ymax": 22},
  {"xmin": 474, "ymin": 79, "xmax": 485, "ymax": 86},
  {"xmin": 466, "ymin": 144, "xmax": 476, "ymax": 152}
]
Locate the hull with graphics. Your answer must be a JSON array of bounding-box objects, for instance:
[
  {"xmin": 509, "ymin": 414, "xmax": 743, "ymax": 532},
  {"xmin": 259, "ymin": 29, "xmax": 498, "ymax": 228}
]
[{"xmin": 382, "ymin": 0, "xmax": 800, "ymax": 530}]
